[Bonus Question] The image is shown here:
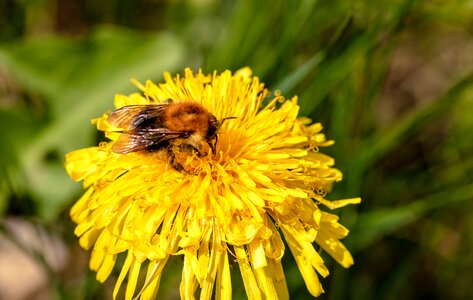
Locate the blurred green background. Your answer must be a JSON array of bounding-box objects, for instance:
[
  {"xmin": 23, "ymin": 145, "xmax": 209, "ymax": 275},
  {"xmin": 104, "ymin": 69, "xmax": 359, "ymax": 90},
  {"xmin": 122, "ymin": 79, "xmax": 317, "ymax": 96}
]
[{"xmin": 1, "ymin": 0, "xmax": 473, "ymax": 299}]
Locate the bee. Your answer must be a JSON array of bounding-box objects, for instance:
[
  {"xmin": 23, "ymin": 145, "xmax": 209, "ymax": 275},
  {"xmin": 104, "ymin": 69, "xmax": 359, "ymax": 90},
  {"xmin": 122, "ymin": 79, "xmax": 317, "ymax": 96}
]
[{"xmin": 107, "ymin": 99, "xmax": 235, "ymax": 173}]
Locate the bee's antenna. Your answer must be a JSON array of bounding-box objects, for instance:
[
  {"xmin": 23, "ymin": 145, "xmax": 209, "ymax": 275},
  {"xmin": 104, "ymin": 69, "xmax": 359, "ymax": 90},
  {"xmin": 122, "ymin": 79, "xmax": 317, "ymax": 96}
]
[{"xmin": 219, "ymin": 116, "xmax": 237, "ymax": 128}]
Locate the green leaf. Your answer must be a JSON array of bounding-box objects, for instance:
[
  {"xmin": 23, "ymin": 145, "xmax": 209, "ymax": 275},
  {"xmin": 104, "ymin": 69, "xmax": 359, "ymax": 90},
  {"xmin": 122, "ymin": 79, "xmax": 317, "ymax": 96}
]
[
  {"xmin": 271, "ymin": 13, "xmax": 353, "ymax": 97},
  {"xmin": 351, "ymin": 182, "xmax": 473, "ymax": 251},
  {"xmin": 0, "ymin": 107, "xmax": 39, "ymax": 216},
  {"xmin": 360, "ymin": 72, "xmax": 473, "ymax": 170}
]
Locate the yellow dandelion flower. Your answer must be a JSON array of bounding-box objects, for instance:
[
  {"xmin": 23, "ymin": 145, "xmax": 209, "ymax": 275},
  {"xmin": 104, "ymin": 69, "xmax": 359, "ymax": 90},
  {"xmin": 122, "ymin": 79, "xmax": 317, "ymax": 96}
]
[{"xmin": 65, "ymin": 68, "xmax": 361, "ymax": 299}]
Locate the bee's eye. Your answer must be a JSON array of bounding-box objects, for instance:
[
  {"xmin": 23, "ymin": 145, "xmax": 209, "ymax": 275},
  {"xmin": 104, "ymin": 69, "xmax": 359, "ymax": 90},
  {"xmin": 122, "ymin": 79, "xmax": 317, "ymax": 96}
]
[
  {"xmin": 206, "ymin": 117, "xmax": 219, "ymax": 140},
  {"xmin": 206, "ymin": 127, "xmax": 217, "ymax": 140}
]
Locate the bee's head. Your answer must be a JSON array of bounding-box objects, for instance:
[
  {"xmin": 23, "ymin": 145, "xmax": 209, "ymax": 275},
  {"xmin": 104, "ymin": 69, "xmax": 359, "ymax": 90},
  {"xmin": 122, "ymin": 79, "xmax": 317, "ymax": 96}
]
[{"xmin": 205, "ymin": 115, "xmax": 236, "ymax": 153}]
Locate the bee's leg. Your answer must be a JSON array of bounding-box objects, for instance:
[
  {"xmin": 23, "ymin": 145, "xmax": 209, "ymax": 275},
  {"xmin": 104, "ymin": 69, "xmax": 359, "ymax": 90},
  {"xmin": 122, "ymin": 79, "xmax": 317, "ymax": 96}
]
[
  {"xmin": 210, "ymin": 135, "xmax": 218, "ymax": 155},
  {"xmin": 179, "ymin": 144, "xmax": 202, "ymax": 157},
  {"xmin": 167, "ymin": 148, "xmax": 185, "ymax": 171},
  {"xmin": 168, "ymin": 148, "xmax": 195, "ymax": 175}
]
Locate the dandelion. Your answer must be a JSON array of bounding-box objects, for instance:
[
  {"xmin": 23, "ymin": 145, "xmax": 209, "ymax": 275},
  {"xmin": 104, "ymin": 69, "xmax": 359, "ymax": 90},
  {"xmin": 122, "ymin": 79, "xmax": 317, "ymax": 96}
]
[{"xmin": 65, "ymin": 68, "xmax": 360, "ymax": 299}]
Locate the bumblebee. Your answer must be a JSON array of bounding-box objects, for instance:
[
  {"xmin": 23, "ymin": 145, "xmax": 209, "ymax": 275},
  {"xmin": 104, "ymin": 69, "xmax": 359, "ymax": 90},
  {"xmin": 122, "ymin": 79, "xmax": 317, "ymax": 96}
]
[{"xmin": 107, "ymin": 100, "xmax": 235, "ymax": 173}]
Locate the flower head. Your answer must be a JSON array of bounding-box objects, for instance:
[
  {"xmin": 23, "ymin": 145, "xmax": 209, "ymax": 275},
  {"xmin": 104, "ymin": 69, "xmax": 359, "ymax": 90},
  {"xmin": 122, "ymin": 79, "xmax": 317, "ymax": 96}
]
[{"xmin": 65, "ymin": 68, "xmax": 360, "ymax": 299}]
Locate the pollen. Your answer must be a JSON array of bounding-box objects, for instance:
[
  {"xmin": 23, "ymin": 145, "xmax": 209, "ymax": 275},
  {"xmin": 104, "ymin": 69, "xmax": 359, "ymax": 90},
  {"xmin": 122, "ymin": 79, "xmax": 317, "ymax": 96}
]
[{"xmin": 65, "ymin": 68, "xmax": 360, "ymax": 300}]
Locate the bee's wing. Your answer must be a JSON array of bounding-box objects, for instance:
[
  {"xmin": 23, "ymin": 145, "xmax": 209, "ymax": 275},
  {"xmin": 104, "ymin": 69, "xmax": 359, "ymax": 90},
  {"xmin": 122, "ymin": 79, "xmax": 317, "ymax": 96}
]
[
  {"xmin": 108, "ymin": 105, "xmax": 168, "ymax": 130},
  {"xmin": 111, "ymin": 128, "xmax": 188, "ymax": 154}
]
